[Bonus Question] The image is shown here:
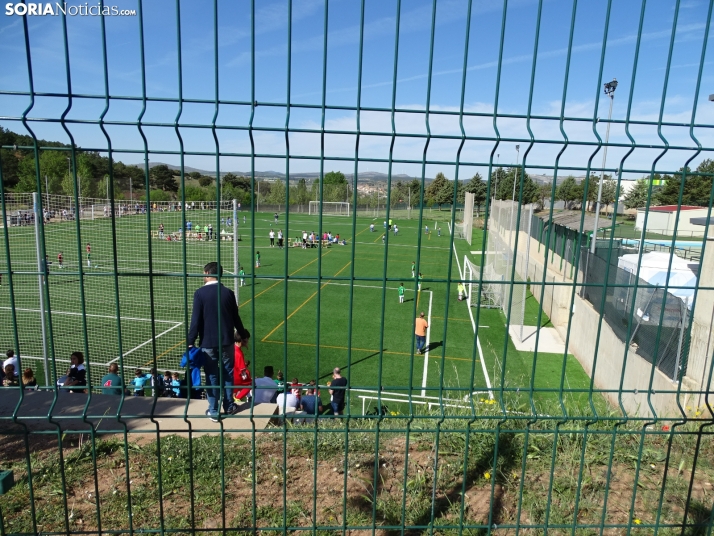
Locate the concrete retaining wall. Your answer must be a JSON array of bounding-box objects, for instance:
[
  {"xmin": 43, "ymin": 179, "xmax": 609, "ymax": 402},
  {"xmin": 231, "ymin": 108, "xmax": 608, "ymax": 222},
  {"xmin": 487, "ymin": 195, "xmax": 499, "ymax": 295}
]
[{"xmin": 498, "ymin": 225, "xmax": 695, "ymax": 417}]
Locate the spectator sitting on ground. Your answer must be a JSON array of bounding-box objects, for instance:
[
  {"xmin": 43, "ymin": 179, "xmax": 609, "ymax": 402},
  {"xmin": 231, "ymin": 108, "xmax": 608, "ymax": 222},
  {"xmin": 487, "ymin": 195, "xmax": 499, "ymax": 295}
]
[
  {"xmin": 3, "ymin": 364, "xmax": 18, "ymax": 387},
  {"xmin": 101, "ymin": 363, "xmax": 123, "ymax": 395},
  {"xmin": 254, "ymin": 366, "xmax": 278, "ymax": 404},
  {"xmin": 61, "ymin": 352, "xmax": 87, "ymax": 392},
  {"xmin": 22, "ymin": 368, "xmax": 37, "ymax": 389},
  {"xmin": 290, "ymin": 377, "xmax": 302, "ymax": 405},
  {"xmin": 276, "ymin": 380, "xmax": 300, "ymax": 414},
  {"xmin": 162, "ymin": 370, "xmax": 173, "ymax": 395},
  {"xmin": 4, "ymin": 350, "xmax": 18, "ymax": 377},
  {"xmin": 300, "ymin": 381, "xmax": 324, "ymax": 418},
  {"xmin": 274, "ymin": 370, "xmax": 285, "ymax": 395},
  {"xmin": 171, "ymin": 373, "xmax": 181, "ymax": 397}
]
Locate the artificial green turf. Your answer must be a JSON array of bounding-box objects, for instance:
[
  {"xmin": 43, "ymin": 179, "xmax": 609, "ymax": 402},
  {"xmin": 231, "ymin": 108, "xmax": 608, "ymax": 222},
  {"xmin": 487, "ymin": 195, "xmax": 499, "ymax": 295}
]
[{"xmin": 0, "ymin": 209, "xmax": 601, "ymax": 413}]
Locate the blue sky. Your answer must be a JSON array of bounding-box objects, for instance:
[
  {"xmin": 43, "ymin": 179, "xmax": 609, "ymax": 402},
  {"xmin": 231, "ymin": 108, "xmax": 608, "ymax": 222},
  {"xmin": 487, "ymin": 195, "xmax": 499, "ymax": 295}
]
[{"xmin": 1, "ymin": 0, "xmax": 714, "ymax": 181}]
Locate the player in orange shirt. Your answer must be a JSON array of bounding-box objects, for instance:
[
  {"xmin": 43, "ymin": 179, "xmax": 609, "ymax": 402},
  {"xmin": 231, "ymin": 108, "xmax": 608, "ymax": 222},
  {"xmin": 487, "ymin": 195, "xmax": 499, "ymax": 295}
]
[{"xmin": 415, "ymin": 311, "xmax": 428, "ymax": 354}]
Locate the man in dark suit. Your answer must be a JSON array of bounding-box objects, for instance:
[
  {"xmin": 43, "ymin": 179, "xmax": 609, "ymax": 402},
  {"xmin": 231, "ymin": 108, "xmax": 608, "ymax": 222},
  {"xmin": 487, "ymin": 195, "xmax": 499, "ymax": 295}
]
[{"xmin": 188, "ymin": 261, "xmax": 250, "ymax": 420}]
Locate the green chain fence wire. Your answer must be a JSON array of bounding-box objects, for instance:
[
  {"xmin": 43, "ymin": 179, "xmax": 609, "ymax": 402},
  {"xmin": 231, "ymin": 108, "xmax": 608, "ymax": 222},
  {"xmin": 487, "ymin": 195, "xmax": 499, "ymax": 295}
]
[{"xmin": 1, "ymin": 0, "xmax": 714, "ymax": 533}]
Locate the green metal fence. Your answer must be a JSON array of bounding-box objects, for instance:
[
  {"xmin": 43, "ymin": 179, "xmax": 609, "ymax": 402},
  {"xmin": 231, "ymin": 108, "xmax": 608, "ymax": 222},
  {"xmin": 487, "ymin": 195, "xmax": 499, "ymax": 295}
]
[{"xmin": 2, "ymin": 0, "xmax": 714, "ymax": 533}]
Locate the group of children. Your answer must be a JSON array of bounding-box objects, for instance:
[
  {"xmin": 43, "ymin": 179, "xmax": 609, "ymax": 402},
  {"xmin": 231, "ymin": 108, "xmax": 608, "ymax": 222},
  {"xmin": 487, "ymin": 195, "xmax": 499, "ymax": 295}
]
[
  {"xmin": 129, "ymin": 368, "xmax": 182, "ymax": 397},
  {"xmin": 1, "ymin": 350, "xmax": 37, "ymax": 388}
]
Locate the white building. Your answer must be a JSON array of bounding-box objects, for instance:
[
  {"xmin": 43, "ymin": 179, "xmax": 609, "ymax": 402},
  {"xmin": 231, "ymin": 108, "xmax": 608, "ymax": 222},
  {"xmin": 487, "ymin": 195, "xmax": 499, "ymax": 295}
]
[{"xmin": 635, "ymin": 205, "xmax": 708, "ymax": 237}]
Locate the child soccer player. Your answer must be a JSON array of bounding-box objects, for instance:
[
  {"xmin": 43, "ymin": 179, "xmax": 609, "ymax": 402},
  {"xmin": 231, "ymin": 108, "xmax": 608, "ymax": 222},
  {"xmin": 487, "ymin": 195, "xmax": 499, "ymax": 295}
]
[
  {"xmin": 418, "ymin": 272, "xmax": 423, "ymax": 291},
  {"xmin": 239, "ymin": 266, "xmax": 246, "ymax": 286},
  {"xmin": 425, "ymin": 225, "xmax": 429, "ymax": 235},
  {"xmin": 437, "ymin": 227, "xmax": 441, "ymax": 237},
  {"xmin": 86, "ymin": 243, "xmax": 91, "ymax": 267},
  {"xmin": 255, "ymin": 251, "xmax": 261, "ymax": 268},
  {"xmin": 57, "ymin": 251, "xmax": 63, "ymax": 268},
  {"xmin": 131, "ymin": 368, "xmax": 151, "ymax": 396},
  {"xmin": 398, "ymin": 282, "xmax": 405, "ymax": 304},
  {"xmin": 171, "ymin": 372, "xmax": 181, "ymax": 397},
  {"xmin": 370, "ymin": 223, "xmax": 374, "ymax": 232},
  {"xmin": 233, "ymin": 332, "xmax": 252, "ymax": 404},
  {"xmin": 163, "ymin": 371, "xmax": 172, "ymax": 395},
  {"xmin": 411, "ymin": 261, "xmax": 415, "ymax": 278}
]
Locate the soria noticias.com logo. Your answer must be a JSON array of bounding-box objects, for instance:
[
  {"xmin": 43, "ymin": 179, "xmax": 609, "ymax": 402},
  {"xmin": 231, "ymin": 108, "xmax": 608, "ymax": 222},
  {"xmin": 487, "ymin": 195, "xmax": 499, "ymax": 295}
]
[{"xmin": 5, "ymin": 3, "xmax": 136, "ymax": 16}]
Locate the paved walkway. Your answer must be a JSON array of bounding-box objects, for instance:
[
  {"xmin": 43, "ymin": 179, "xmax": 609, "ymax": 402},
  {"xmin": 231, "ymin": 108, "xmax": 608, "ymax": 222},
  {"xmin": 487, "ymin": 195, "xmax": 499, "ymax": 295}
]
[{"xmin": 0, "ymin": 390, "xmax": 276, "ymax": 438}]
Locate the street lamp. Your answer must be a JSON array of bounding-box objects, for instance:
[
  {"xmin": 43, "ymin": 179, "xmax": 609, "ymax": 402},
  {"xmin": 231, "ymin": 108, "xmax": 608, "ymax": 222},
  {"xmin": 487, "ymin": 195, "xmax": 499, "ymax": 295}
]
[{"xmin": 591, "ymin": 78, "xmax": 617, "ymax": 253}]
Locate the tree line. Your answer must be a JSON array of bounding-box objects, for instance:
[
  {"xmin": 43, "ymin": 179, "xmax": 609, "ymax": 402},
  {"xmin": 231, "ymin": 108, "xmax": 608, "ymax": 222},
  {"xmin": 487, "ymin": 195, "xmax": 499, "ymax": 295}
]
[{"xmin": 3, "ymin": 128, "xmax": 713, "ymax": 210}]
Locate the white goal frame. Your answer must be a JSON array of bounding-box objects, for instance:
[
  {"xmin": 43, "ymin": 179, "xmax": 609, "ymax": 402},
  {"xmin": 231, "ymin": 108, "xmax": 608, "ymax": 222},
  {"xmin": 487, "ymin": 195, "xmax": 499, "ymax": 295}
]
[{"xmin": 308, "ymin": 201, "xmax": 350, "ymax": 216}]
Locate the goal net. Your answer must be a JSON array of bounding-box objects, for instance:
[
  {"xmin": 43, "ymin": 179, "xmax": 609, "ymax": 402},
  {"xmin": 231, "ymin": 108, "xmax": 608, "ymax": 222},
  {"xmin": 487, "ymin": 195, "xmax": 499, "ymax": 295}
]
[
  {"xmin": 0, "ymin": 192, "xmax": 241, "ymax": 382},
  {"xmin": 482, "ymin": 199, "xmax": 526, "ymax": 339},
  {"xmin": 462, "ymin": 192, "xmax": 475, "ymax": 245},
  {"xmin": 308, "ymin": 201, "xmax": 350, "ymax": 216}
]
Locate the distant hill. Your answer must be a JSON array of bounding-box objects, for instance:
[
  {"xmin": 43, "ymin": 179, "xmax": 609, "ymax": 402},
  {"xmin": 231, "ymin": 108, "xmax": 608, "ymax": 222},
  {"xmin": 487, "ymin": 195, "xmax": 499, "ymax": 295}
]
[{"xmin": 148, "ymin": 163, "xmax": 433, "ymax": 183}]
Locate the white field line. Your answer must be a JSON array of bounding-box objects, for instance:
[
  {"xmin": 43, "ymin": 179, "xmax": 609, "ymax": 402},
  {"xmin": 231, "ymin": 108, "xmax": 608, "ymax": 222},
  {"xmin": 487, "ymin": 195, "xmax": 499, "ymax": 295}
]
[
  {"xmin": 1, "ymin": 307, "xmax": 179, "ymax": 324},
  {"xmin": 107, "ymin": 322, "xmax": 183, "ymax": 365},
  {"xmin": 421, "ymin": 288, "xmax": 433, "ymax": 398},
  {"xmin": 350, "ymin": 387, "xmax": 489, "ymax": 401},
  {"xmin": 13, "ymin": 355, "xmax": 72, "ymax": 365},
  {"xmin": 1, "ymin": 307, "xmax": 183, "ymax": 366},
  {"xmin": 452, "ymin": 242, "xmax": 493, "ymax": 400}
]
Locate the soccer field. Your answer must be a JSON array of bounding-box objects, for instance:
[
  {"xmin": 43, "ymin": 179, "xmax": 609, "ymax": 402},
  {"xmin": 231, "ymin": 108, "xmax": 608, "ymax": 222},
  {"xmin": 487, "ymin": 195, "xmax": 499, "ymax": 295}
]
[{"xmin": 0, "ymin": 208, "xmax": 595, "ymax": 413}]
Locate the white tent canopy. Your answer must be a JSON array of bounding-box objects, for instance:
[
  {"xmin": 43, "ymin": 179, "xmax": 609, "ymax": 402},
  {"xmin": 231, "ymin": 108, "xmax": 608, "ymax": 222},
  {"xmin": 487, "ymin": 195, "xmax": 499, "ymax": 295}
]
[{"xmin": 617, "ymin": 251, "xmax": 698, "ymax": 308}]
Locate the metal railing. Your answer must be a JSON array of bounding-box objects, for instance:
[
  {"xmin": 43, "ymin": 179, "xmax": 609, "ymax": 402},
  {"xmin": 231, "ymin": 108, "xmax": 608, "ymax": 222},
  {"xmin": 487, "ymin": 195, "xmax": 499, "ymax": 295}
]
[{"xmin": 1, "ymin": 0, "xmax": 714, "ymax": 534}]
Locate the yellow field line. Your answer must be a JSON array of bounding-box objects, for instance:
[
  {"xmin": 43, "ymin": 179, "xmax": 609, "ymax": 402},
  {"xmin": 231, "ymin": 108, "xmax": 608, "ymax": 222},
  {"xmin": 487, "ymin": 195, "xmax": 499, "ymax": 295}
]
[
  {"xmin": 261, "ymin": 339, "xmax": 473, "ymax": 363},
  {"xmin": 261, "ymin": 259, "xmax": 352, "ymax": 342},
  {"xmin": 353, "ymin": 226, "xmax": 371, "ymax": 238},
  {"xmin": 374, "ymin": 233, "xmax": 384, "ymax": 243},
  {"xmin": 142, "ymin": 339, "xmax": 186, "ymax": 367},
  {"xmin": 241, "ymin": 250, "xmax": 331, "ymax": 308}
]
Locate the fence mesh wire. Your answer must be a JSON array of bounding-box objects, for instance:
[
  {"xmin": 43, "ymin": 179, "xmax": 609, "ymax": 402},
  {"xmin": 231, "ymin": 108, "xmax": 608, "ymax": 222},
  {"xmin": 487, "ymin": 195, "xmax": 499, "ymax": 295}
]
[{"xmin": 2, "ymin": 0, "xmax": 714, "ymax": 534}]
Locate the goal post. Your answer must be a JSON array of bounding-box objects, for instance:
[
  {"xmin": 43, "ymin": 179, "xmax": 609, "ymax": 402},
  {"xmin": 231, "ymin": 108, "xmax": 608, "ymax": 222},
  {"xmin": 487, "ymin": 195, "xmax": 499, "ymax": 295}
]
[{"xmin": 308, "ymin": 201, "xmax": 350, "ymax": 216}]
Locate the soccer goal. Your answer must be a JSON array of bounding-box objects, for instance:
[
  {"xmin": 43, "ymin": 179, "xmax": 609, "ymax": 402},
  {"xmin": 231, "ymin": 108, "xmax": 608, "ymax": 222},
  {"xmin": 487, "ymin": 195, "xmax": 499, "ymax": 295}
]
[{"xmin": 308, "ymin": 201, "xmax": 350, "ymax": 216}]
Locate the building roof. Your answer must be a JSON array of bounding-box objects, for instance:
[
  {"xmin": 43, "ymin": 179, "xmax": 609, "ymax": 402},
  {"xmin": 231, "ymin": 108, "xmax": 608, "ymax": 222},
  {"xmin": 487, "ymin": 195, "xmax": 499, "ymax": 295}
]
[
  {"xmin": 535, "ymin": 210, "xmax": 612, "ymax": 232},
  {"xmin": 690, "ymin": 216, "xmax": 712, "ymax": 226},
  {"xmin": 641, "ymin": 205, "xmax": 704, "ymax": 213}
]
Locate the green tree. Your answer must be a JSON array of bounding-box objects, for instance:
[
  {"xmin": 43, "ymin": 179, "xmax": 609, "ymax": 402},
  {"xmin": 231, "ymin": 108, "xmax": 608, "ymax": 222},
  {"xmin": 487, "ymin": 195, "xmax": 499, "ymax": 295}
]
[
  {"xmin": 494, "ymin": 167, "xmax": 539, "ymax": 205},
  {"xmin": 463, "ymin": 173, "xmax": 488, "ymax": 214},
  {"xmin": 654, "ymin": 160, "xmax": 714, "ymax": 206},
  {"xmin": 408, "ymin": 179, "xmax": 421, "ymax": 206},
  {"xmin": 425, "ymin": 172, "xmax": 452, "ymax": 210},
  {"xmin": 623, "ymin": 179, "xmax": 650, "ymax": 210},
  {"xmin": 599, "ymin": 179, "xmax": 618, "ymax": 215},
  {"xmin": 113, "ymin": 161, "xmax": 145, "ymax": 192},
  {"xmin": 267, "ymin": 180, "xmax": 286, "ymax": 205},
  {"xmin": 143, "ymin": 190, "xmax": 172, "ymax": 202},
  {"xmin": 188, "ymin": 171, "xmax": 202, "ymax": 180},
  {"xmin": 537, "ymin": 183, "xmax": 552, "ymax": 210},
  {"xmin": 198, "ymin": 176, "xmax": 213, "ymax": 187},
  {"xmin": 60, "ymin": 153, "xmax": 99, "ymax": 198},
  {"xmin": 150, "ymin": 165, "xmax": 178, "ymax": 192},
  {"xmin": 183, "ymin": 185, "xmax": 208, "ymax": 202},
  {"xmin": 323, "ymin": 171, "xmax": 346, "ymax": 185},
  {"xmin": 295, "ymin": 178, "xmax": 310, "ymax": 205},
  {"xmin": 556, "ymin": 176, "xmax": 582, "ymax": 209}
]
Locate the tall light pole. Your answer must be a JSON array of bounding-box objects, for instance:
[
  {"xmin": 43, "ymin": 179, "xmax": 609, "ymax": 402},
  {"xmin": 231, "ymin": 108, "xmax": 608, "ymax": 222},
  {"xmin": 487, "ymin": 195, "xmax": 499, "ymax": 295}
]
[{"xmin": 591, "ymin": 78, "xmax": 618, "ymax": 254}]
